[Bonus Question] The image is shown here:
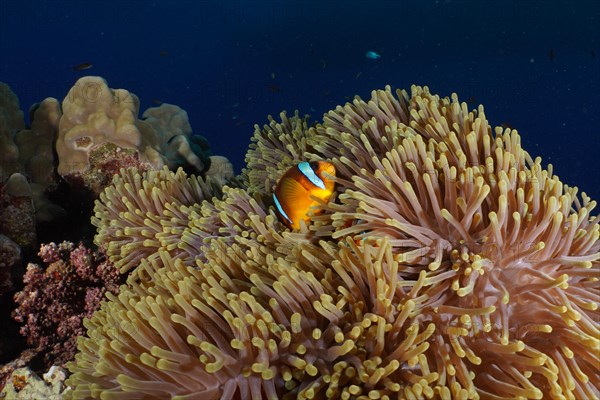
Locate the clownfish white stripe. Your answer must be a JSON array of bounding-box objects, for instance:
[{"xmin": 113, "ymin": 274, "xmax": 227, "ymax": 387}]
[
  {"xmin": 272, "ymin": 193, "xmax": 293, "ymax": 225},
  {"xmin": 298, "ymin": 161, "xmax": 326, "ymax": 190}
]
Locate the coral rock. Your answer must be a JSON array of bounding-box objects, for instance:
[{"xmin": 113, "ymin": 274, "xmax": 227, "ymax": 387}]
[
  {"xmin": 0, "ymin": 234, "xmax": 21, "ymax": 297},
  {"xmin": 0, "ymin": 366, "xmax": 68, "ymax": 400},
  {"xmin": 0, "ymin": 173, "xmax": 36, "ymax": 247}
]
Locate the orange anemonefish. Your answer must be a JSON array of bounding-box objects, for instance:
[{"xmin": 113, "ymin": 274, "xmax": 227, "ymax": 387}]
[{"xmin": 273, "ymin": 161, "xmax": 336, "ymax": 230}]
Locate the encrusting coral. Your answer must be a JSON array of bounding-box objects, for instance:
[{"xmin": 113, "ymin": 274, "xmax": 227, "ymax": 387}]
[
  {"xmin": 66, "ymin": 86, "xmax": 599, "ymax": 399},
  {"xmin": 0, "ymin": 173, "xmax": 37, "ymax": 247},
  {"xmin": 0, "ymin": 234, "xmax": 20, "ymax": 297}
]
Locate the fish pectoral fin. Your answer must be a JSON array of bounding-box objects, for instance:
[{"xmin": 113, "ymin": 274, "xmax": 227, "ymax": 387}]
[
  {"xmin": 278, "ymin": 178, "xmax": 312, "ymax": 209},
  {"xmin": 279, "ymin": 177, "xmax": 311, "ymax": 204}
]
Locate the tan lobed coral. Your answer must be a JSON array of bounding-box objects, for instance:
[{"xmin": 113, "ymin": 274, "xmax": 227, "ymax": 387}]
[
  {"xmin": 16, "ymin": 98, "xmax": 62, "ymax": 186},
  {"xmin": 15, "ymin": 98, "xmax": 66, "ymax": 221},
  {"xmin": 66, "ymin": 86, "xmax": 599, "ymax": 399},
  {"xmin": 205, "ymin": 155, "xmax": 235, "ymax": 185},
  {"xmin": 0, "ymin": 84, "xmax": 65, "ymax": 222},
  {"xmin": 1, "ymin": 78, "xmax": 229, "ymax": 223},
  {"xmin": 142, "ymin": 103, "xmax": 212, "ymax": 174},
  {"xmin": 0, "ymin": 82, "xmax": 25, "ymax": 181},
  {"xmin": 56, "ymin": 76, "xmax": 164, "ymax": 192},
  {"xmin": 56, "ymin": 77, "xmax": 224, "ymax": 194},
  {"xmin": 0, "ymin": 84, "xmax": 59, "ymax": 187}
]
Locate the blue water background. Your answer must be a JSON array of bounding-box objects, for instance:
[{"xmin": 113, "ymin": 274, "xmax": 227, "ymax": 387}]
[{"xmin": 1, "ymin": 0, "xmax": 599, "ymax": 200}]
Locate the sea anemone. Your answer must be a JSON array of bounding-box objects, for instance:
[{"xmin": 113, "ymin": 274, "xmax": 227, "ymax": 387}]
[
  {"xmin": 91, "ymin": 167, "xmax": 225, "ymax": 274},
  {"xmin": 66, "ymin": 86, "xmax": 599, "ymax": 399},
  {"xmin": 308, "ymin": 86, "xmax": 600, "ymax": 399},
  {"xmin": 244, "ymin": 110, "xmax": 316, "ymax": 197}
]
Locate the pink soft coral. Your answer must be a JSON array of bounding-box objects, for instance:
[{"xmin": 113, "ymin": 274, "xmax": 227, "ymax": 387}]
[{"xmin": 12, "ymin": 241, "xmax": 120, "ymax": 367}]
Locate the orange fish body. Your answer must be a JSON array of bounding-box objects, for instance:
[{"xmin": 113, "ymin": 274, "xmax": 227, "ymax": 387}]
[{"xmin": 273, "ymin": 161, "xmax": 336, "ymax": 230}]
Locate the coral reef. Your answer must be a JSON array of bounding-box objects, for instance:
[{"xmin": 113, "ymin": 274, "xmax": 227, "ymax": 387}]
[
  {"xmin": 65, "ymin": 86, "xmax": 599, "ymax": 399},
  {"xmin": 16, "ymin": 98, "xmax": 61, "ymax": 188},
  {"xmin": 12, "ymin": 241, "xmax": 120, "ymax": 367},
  {"xmin": 14, "ymin": 98, "xmax": 66, "ymax": 222},
  {"xmin": 0, "ymin": 77, "xmax": 234, "ymax": 394},
  {"xmin": 0, "ymin": 77, "xmax": 232, "ymax": 228}
]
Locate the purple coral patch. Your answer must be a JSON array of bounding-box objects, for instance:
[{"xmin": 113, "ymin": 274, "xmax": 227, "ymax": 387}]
[{"xmin": 12, "ymin": 241, "xmax": 121, "ymax": 367}]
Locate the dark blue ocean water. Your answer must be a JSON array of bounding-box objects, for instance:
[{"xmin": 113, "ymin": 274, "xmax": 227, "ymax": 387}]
[{"xmin": 1, "ymin": 0, "xmax": 599, "ymax": 201}]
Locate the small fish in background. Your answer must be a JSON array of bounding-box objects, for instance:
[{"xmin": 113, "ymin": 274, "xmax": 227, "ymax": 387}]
[
  {"xmin": 72, "ymin": 62, "xmax": 93, "ymax": 71},
  {"xmin": 500, "ymin": 122, "xmax": 515, "ymax": 130},
  {"xmin": 159, "ymin": 50, "xmax": 169, "ymax": 57},
  {"xmin": 151, "ymin": 98, "xmax": 163, "ymax": 105},
  {"xmin": 272, "ymin": 161, "xmax": 336, "ymax": 230},
  {"xmin": 365, "ymin": 50, "xmax": 381, "ymax": 60},
  {"xmin": 355, "ymin": 71, "xmax": 362, "ymax": 79},
  {"xmin": 591, "ymin": 49, "xmax": 596, "ymax": 59},
  {"xmin": 267, "ymin": 83, "xmax": 280, "ymax": 93},
  {"xmin": 549, "ymin": 49, "xmax": 555, "ymax": 62},
  {"xmin": 320, "ymin": 59, "xmax": 327, "ymax": 69}
]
